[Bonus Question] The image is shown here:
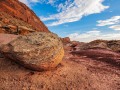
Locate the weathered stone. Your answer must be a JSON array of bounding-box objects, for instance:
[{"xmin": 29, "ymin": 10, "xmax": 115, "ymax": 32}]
[
  {"xmin": 2, "ymin": 18, "xmax": 10, "ymax": 23},
  {"xmin": 0, "ymin": 53, "xmax": 3, "ymax": 58},
  {"xmin": 0, "ymin": 34, "xmax": 19, "ymax": 46},
  {"xmin": 0, "ymin": 0, "xmax": 49, "ymax": 34},
  {"xmin": 1, "ymin": 32, "xmax": 64, "ymax": 71},
  {"xmin": 0, "ymin": 24, "xmax": 2, "ymax": 27},
  {"xmin": 61, "ymin": 37, "xmax": 70, "ymax": 44},
  {"xmin": 71, "ymin": 41, "xmax": 79, "ymax": 47}
]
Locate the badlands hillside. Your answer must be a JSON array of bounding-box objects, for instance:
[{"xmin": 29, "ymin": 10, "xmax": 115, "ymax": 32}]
[{"xmin": 0, "ymin": 0, "xmax": 49, "ymax": 35}]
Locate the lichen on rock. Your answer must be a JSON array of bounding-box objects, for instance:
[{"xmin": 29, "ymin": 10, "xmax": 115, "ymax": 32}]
[{"xmin": 1, "ymin": 32, "xmax": 64, "ymax": 71}]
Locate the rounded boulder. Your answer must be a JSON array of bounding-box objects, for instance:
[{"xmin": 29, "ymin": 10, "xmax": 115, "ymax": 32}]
[{"xmin": 1, "ymin": 32, "xmax": 64, "ymax": 71}]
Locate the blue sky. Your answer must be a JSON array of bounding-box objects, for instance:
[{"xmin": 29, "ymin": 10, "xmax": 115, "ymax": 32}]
[{"xmin": 19, "ymin": 0, "xmax": 120, "ymax": 42}]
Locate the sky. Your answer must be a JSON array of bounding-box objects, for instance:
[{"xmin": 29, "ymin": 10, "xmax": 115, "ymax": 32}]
[{"xmin": 19, "ymin": 0, "xmax": 120, "ymax": 42}]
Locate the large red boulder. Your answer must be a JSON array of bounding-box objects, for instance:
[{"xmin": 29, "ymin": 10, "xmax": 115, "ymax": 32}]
[{"xmin": 1, "ymin": 32, "xmax": 64, "ymax": 71}]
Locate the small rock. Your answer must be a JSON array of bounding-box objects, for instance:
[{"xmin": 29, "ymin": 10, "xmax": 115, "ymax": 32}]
[
  {"xmin": 0, "ymin": 53, "xmax": 3, "ymax": 58},
  {"xmin": 71, "ymin": 41, "xmax": 79, "ymax": 47},
  {"xmin": 0, "ymin": 24, "xmax": 2, "ymax": 27},
  {"xmin": 1, "ymin": 32, "xmax": 64, "ymax": 71},
  {"xmin": 3, "ymin": 18, "xmax": 10, "ymax": 23},
  {"xmin": 62, "ymin": 37, "xmax": 70, "ymax": 44}
]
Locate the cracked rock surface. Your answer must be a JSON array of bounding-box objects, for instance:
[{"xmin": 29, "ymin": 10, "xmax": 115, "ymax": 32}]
[{"xmin": 1, "ymin": 32, "xmax": 64, "ymax": 71}]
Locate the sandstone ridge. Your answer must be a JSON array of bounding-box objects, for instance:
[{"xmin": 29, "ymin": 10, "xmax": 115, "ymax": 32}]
[{"xmin": 0, "ymin": 0, "xmax": 49, "ymax": 34}]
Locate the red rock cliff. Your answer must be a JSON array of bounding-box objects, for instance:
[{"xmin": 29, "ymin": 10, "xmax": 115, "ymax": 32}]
[{"xmin": 0, "ymin": 0, "xmax": 49, "ymax": 33}]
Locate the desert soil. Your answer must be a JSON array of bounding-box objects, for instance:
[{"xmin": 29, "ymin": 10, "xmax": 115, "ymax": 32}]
[{"xmin": 0, "ymin": 35, "xmax": 120, "ymax": 90}]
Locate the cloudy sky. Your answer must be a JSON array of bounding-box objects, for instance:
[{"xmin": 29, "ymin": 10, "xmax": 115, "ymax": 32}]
[{"xmin": 19, "ymin": 0, "xmax": 120, "ymax": 42}]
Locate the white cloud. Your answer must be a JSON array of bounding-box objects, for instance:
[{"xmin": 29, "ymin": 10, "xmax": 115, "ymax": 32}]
[
  {"xmin": 19, "ymin": 0, "xmax": 56, "ymax": 7},
  {"xmin": 97, "ymin": 16, "xmax": 120, "ymax": 31},
  {"xmin": 19, "ymin": 0, "xmax": 109, "ymax": 26},
  {"xmin": 40, "ymin": 0, "xmax": 109, "ymax": 26},
  {"xmin": 57, "ymin": 0, "xmax": 73, "ymax": 12},
  {"xmin": 47, "ymin": 0, "xmax": 56, "ymax": 5},
  {"xmin": 19, "ymin": 0, "xmax": 30, "ymax": 6},
  {"xmin": 109, "ymin": 25, "xmax": 120, "ymax": 31},
  {"xmin": 97, "ymin": 16, "xmax": 120, "ymax": 26},
  {"xmin": 30, "ymin": 0, "xmax": 39, "ymax": 2},
  {"xmin": 19, "ymin": 0, "xmax": 39, "ymax": 7},
  {"xmin": 68, "ymin": 30, "xmax": 120, "ymax": 42}
]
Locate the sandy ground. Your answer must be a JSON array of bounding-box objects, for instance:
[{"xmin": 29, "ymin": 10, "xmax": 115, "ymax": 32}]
[{"xmin": 0, "ymin": 34, "xmax": 120, "ymax": 90}]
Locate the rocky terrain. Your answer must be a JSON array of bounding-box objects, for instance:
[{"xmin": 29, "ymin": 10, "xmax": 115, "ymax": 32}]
[
  {"xmin": 0, "ymin": 35, "xmax": 120, "ymax": 90},
  {"xmin": 76, "ymin": 39, "xmax": 120, "ymax": 52},
  {"xmin": 0, "ymin": 0, "xmax": 49, "ymax": 35},
  {"xmin": 1, "ymin": 32, "xmax": 64, "ymax": 71},
  {"xmin": 0, "ymin": 0, "xmax": 120, "ymax": 90}
]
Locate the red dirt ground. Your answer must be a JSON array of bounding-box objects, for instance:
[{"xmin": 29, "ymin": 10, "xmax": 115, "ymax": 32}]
[{"xmin": 0, "ymin": 34, "xmax": 120, "ymax": 90}]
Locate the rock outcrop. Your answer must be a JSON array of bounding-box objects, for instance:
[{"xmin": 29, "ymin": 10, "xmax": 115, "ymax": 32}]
[
  {"xmin": 0, "ymin": 0, "xmax": 49, "ymax": 34},
  {"xmin": 61, "ymin": 37, "xmax": 70, "ymax": 44},
  {"xmin": 79, "ymin": 40, "xmax": 120, "ymax": 52},
  {"xmin": 1, "ymin": 32, "xmax": 64, "ymax": 71},
  {"xmin": 0, "ymin": 34, "xmax": 19, "ymax": 46}
]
